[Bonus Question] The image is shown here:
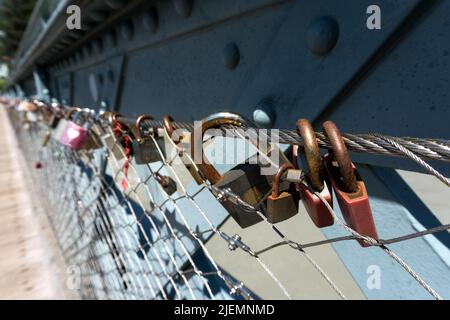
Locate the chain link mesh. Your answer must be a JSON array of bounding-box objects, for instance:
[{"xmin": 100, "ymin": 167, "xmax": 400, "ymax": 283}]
[{"xmin": 4, "ymin": 104, "xmax": 450, "ymax": 300}]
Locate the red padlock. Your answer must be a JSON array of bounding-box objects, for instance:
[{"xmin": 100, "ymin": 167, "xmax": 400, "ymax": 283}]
[
  {"xmin": 322, "ymin": 121, "xmax": 378, "ymax": 247},
  {"xmin": 295, "ymin": 119, "xmax": 333, "ymax": 228}
]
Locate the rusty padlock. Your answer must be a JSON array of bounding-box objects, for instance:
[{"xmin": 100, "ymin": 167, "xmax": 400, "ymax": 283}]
[
  {"xmin": 189, "ymin": 112, "xmax": 273, "ymax": 228},
  {"xmin": 155, "ymin": 173, "xmax": 177, "ymax": 196},
  {"xmin": 322, "ymin": 121, "xmax": 378, "ymax": 247},
  {"xmin": 163, "ymin": 115, "xmax": 204, "ymax": 184},
  {"xmin": 42, "ymin": 104, "xmax": 65, "ymax": 147},
  {"xmin": 75, "ymin": 108, "xmax": 102, "ymax": 151},
  {"xmin": 266, "ymin": 163, "xmax": 299, "ymax": 224},
  {"xmin": 132, "ymin": 115, "xmax": 164, "ymax": 164},
  {"xmin": 296, "ymin": 119, "xmax": 334, "ymax": 228}
]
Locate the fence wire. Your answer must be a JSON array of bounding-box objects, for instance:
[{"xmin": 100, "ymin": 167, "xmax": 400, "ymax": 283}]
[{"xmin": 4, "ymin": 104, "xmax": 450, "ymax": 300}]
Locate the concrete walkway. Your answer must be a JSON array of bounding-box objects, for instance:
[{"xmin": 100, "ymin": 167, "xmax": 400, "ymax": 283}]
[{"xmin": 0, "ymin": 107, "xmax": 77, "ymax": 299}]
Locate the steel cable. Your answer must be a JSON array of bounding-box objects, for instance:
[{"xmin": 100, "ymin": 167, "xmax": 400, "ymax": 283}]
[{"xmin": 141, "ymin": 118, "xmax": 450, "ymax": 162}]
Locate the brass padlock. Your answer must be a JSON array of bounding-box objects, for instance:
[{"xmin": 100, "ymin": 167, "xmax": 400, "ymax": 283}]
[
  {"xmin": 82, "ymin": 130, "xmax": 103, "ymax": 150},
  {"xmin": 72, "ymin": 108, "xmax": 103, "ymax": 151},
  {"xmin": 163, "ymin": 115, "xmax": 204, "ymax": 185},
  {"xmin": 189, "ymin": 112, "xmax": 274, "ymax": 228},
  {"xmin": 155, "ymin": 173, "xmax": 177, "ymax": 196},
  {"xmin": 132, "ymin": 115, "xmax": 164, "ymax": 164},
  {"xmin": 266, "ymin": 163, "xmax": 299, "ymax": 223}
]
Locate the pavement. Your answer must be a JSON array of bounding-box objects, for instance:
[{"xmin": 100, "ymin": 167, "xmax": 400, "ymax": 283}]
[{"xmin": 0, "ymin": 107, "xmax": 78, "ymax": 300}]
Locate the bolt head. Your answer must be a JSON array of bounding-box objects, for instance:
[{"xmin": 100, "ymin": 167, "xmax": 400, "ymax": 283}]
[
  {"xmin": 253, "ymin": 99, "xmax": 276, "ymax": 128},
  {"xmin": 307, "ymin": 16, "xmax": 339, "ymax": 56},
  {"xmin": 143, "ymin": 8, "xmax": 158, "ymax": 33},
  {"xmin": 174, "ymin": 0, "xmax": 193, "ymax": 18},
  {"xmin": 222, "ymin": 42, "xmax": 240, "ymax": 70}
]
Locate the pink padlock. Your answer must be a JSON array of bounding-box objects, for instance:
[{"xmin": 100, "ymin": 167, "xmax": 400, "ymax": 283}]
[{"xmin": 59, "ymin": 108, "xmax": 89, "ymax": 150}]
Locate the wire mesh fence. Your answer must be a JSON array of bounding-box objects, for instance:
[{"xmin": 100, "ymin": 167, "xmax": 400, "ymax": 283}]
[
  {"xmin": 8, "ymin": 112, "xmax": 258, "ymax": 300},
  {"xmin": 4, "ymin": 101, "xmax": 450, "ymax": 300}
]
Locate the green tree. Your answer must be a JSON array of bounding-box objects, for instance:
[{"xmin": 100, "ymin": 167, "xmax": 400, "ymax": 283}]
[
  {"xmin": 0, "ymin": 78, "xmax": 6, "ymax": 91},
  {"xmin": 0, "ymin": 0, "xmax": 37, "ymax": 64}
]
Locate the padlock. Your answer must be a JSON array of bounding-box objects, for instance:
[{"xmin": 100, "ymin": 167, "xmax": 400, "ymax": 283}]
[
  {"xmin": 99, "ymin": 112, "xmax": 131, "ymax": 161},
  {"xmin": 82, "ymin": 129, "xmax": 103, "ymax": 150},
  {"xmin": 132, "ymin": 115, "xmax": 164, "ymax": 164},
  {"xmin": 42, "ymin": 105, "xmax": 64, "ymax": 147},
  {"xmin": 164, "ymin": 115, "xmax": 204, "ymax": 185},
  {"xmin": 79, "ymin": 109, "xmax": 102, "ymax": 151},
  {"xmin": 155, "ymin": 173, "xmax": 177, "ymax": 196},
  {"xmin": 162, "ymin": 115, "xmax": 203, "ymax": 187},
  {"xmin": 32, "ymin": 99, "xmax": 51, "ymax": 121},
  {"xmin": 25, "ymin": 110, "xmax": 38, "ymax": 123},
  {"xmin": 266, "ymin": 163, "xmax": 299, "ymax": 223},
  {"xmin": 295, "ymin": 119, "xmax": 333, "ymax": 228},
  {"xmin": 59, "ymin": 108, "xmax": 89, "ymax": 150},
  {"xmin": 52, "ymin": 107, "xmax": 80, "ymax": 142},
  {"xmin": 48, "ymin": 111, "xmax": 62, "ymax": 129},
  {"xmin": 52, "ymin": 117, "xmax": 68, "ymax": 141},
  {"xmin": 48, "ymin": 101, "xmax": 65, "ymax": 128},
  {"xmin": 189, "ymin": 112, "xmax": 276, "ymax": 228},
  {"xmin": 17, "ymin": 100, "xmax": 37, "ymax": 112},
  {"xmin": 322, "ymin": 121, "xmax": 378, "ymax": 247}
]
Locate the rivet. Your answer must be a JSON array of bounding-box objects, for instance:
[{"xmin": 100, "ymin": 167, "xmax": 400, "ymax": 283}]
[
  {"xmin": 253, "ymin": 99, "xmax": 276, "ymax": 128},
  {"xmin": 222, "ymin": 42, "xmax": 240, "ymax": 70},
  {"xmin": 307, "ymin": 16, "xmax": 339, "ymax": 56},
  {"xmin": 174, "ymin": 0, "xmax": 193, "ymax": 18},
  {"xmin": 121, "ymin": 20, "xmax": 134, "ymax": 40},
  {"xmin": 143, "ymin": 7, "xmax": 158, "ymax": 33}
]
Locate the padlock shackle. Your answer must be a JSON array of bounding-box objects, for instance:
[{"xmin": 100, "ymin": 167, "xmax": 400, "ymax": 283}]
[
  {"xmin": 271, "ymin": 163, "xmax": 295, "ymax": 198},
  {"xmin": 32, "ymin": 99, "xmax": 48, "ymax": 113},
  {"xmin": 135, "ymin": 114, "xmax": 154, "ymax": 140},
  {"xmin": 163, "ymin": 114, "xmax": 184, "ymax": 144},
  {"xmin": 296, "ymin": 119, "xmax": 325, "ymax": 191},
  {"xmin": 322, "ymin": 121, "xmax": 358, "ymax": 193},
  {"xmin": 163, "ymin": 115, "xmax": 175, "ymax": 137},
  {"xmin": 66, "ymin": 107, "xmax": 82, "ymax": 120},
  {"xmin": 32, "ymin": 99, "xmax": 53, "ymax": 120},
  {"xmin": 110, "ymin": 112, "xmax": 129, "ymax": 131},
  {"xmin": 191, "ymin": 112, "xmax": 249, "ymax": 185},
  {"xmin": 20, "ymin": 100, "xmax": 38, "ymax": 112}
]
